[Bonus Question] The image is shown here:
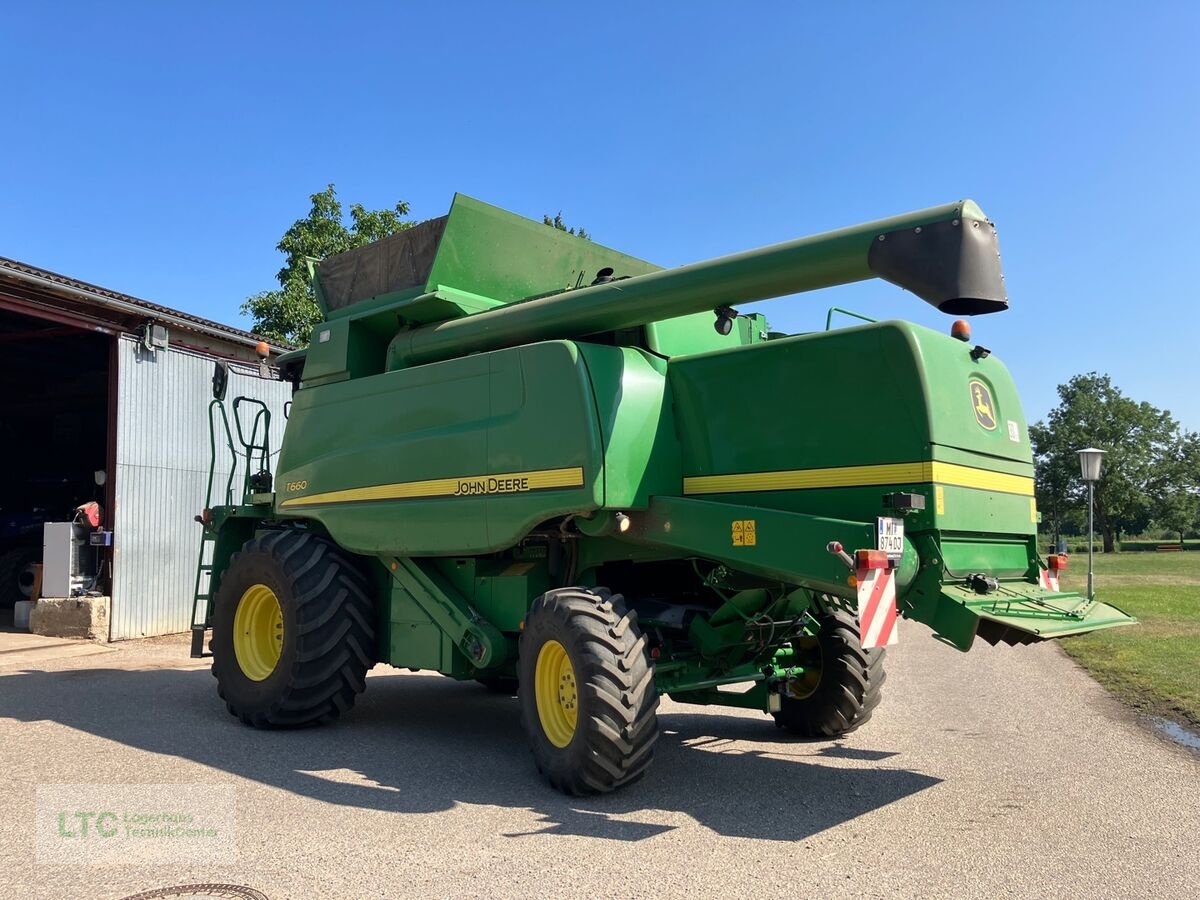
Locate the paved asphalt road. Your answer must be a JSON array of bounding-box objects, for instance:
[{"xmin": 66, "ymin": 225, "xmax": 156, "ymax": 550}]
[{"xmin": 1, "ymin": 625, "xmax": 1196, "ymax": 900}]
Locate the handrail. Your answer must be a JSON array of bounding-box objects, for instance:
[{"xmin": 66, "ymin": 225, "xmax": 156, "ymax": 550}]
[
  {"xmin": 204, "ymin": 399, "xmax": 238, "ymax": 508},
  {"xmin": 203, "ymin": 396, "xmax": 273, "ymax": 509},
  {"xmin": 233, "ymin": 397, "xmax": 272, "ymax": 494},
  {"xmin": 825, "ymin": 306, "xmax": 878, "ymax": 331}
]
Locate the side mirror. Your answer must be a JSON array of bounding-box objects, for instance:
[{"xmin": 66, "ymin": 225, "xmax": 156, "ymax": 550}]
[{"xmin": 212, "ymin": 361, "xmax": 229, "ymax": 401}]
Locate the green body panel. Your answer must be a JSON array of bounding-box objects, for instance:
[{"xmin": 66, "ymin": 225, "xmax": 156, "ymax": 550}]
[
  {"xmin": 630, "ymin": 496, "xmax": 888, "ymax": 597},
  {"xmin": 434, "ymin": 557, "xmax": 551, "ymax": 633},
  {"xmin": 670, "ymin": 321, "xmax": 1032, "ymax": 480},
  {"xmin": 301, "ymin": 316, "xmax": 390, "ymax": 388},
  {"xmin": 575, "ymin": 345, "xmax": 681, "ymax": 509},
  {"xmin": 276, "ymin": 339, "xmax": 686, "ymax": 552},
  {"xmin": 275, "ymin": 341, "xmax": 603, "ymax": 554},
  {"xmin": 201, "ymin": 194, "xmax": 1134, "ymax": 705},
  {"xmin": 385, "ymin": 556, "xmax": 510, "ymax": 670},
  {"xmin": 645, "ymin": 310, "xmax": 769, "ymax": 357}
]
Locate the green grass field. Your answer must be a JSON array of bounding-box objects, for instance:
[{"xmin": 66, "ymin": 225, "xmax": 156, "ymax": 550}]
[{"xmin": 1058, "ymin": 550, "xmax": 1200, "ymax": 729}]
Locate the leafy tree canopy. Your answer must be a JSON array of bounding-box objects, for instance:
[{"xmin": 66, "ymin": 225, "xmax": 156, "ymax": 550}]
[
  {"xmin": 243, "ymin": 187, "xmax": 590, "ymax": 345},
  {"xmin": 241, "ymin": 185, "xmax": 412, "ymax": 345},
  {"xmin": 1030, "ymin": 373, "xmax": 1198, "ymax": 550},
  {"xmin": 542, "ymin": 211, "xmax": 589, "ymax": 240}
]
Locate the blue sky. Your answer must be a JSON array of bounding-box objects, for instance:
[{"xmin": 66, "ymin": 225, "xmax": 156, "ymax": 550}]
[{"xmin": 2, "ymin": 2, "xmax": 1197, "ymax": 428}]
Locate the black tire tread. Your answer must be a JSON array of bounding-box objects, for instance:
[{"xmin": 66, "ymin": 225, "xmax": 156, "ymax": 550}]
[
  {"xmin": 520, "ymin": 587, "xmax": 659, "ymax": 795},
  {"xmin": 774, "ymin": 607, "xmax": 886, "ymax": 738},
  {"xmin": 211, "ymin": 531, "xmax": 376, "ymax": 729}
]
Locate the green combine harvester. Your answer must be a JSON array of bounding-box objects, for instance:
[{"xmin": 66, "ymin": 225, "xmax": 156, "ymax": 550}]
[{"xmin": 193, "ymin": 195, "xmax": 1133, "ymax": 794}]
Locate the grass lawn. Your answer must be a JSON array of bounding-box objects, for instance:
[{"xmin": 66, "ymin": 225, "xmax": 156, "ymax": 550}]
[{"xmin": 1058, "ymin": 550, "xmax": 1200, "ymax": 730}]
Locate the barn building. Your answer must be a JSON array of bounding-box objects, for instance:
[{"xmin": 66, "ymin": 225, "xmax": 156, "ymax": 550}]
[{"xmin": 0, "ymin": 257, "xmax": 290, "ymax": 639}]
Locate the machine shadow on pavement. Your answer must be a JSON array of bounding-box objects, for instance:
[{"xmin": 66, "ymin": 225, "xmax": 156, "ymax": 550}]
[{"xmin": 0, "ymin": 666, "xmax": 941, "ymax": 842}]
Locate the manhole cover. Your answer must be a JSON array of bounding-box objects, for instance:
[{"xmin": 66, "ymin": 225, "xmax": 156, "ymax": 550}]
[{"xmin": 119, "ymin": 885, "xmax": 268, "ymax": 900}]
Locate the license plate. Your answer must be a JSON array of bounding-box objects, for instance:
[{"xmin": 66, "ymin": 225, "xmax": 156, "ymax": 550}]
[{"xmin": 877, "ymin": 517, "xmax": 904, "ymax": 560}]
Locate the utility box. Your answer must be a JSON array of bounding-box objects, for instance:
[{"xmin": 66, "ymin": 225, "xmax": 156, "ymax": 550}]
[{"xmin": 41, "ymin": 523, "xmax": 93, "ymax": 597}]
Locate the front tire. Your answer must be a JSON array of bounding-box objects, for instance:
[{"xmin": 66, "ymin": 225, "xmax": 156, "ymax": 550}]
[
  {"xmin": 773, "ymin": 607, "xmax": 886, "ymax": 738},
  {"xmin": 519, "ymin": 587, "xmax": 659, "ymax": 795},
  {"xmin": 211, "ymin": 531, "xmax": 376, "ymax": 728}
]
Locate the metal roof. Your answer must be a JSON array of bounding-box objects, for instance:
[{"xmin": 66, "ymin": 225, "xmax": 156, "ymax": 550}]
[{"xmin": 0, "ymin": 255, "xmax": 292, "ymax": 354}]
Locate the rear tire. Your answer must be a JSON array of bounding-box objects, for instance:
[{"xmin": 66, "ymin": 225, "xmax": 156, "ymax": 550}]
[
  {"xmin": 773, "ymin": 607, "xmax": 886, "ymax": 738},
  {"xmin": 519, "ymin": 587, "xmax": 659, "ymax": 795},
  {"xmin": 211, "ymin": 531, "xmax": 376, "ymax": 728}
]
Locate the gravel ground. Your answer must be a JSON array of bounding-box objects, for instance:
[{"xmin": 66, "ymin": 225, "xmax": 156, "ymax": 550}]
[{"xmin": 0, "ymin": 625, "xmax": 1196, "ymax": 900}]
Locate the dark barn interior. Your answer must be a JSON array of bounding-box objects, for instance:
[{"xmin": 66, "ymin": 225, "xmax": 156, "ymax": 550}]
[{"xmin": 0, "ymin": 307, "xmax": 111, "ymax": 605}]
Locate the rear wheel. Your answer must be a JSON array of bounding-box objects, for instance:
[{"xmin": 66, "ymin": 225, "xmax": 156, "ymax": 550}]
[
  {"xmin": 773, "ymin": 607, "xmax": 885, "ymax": 737},
  {"xmin": 211, "ymin": 531, "xmax": 376, "ymax": 728},
  {"xmin": 519, "ymin": 587, "xmax": 659, "ymax": 795}
]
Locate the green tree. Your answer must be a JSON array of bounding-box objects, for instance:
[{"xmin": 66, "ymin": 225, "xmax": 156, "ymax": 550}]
[
  {"xmin": 1031, "ymin": 373, "xmax": 1191, "ymax": 552},
  {"xmin": 1151, "ymin": 433, "xmax": 1200, "ymax": 542},
  {"xmin": 241, "ymin": 185, "xmax": 413, "ymax": 345},
  {"xmin": 1156, "ymin": 491, "xmax": 1198, "ymax": 543},
  {"xmin": 1032, "ymin": 439, "xmax": 1074, "ymax": 548},
  {"xmin": 542, "ymin": 211, "xmax": 589, "ymax": 240}
]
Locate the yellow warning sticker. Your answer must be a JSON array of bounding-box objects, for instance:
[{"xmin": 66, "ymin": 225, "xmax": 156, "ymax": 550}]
[
  {"xmin": 935, "ymin": 485, "xmax": 945, "ymax": 516},
  {"xmin": 732, "ymin": 519, "xmax": 757, "ymax": 546},
  {"xmin": 1030, "ymin": 498, "xmax": 1038, "ymax": 524}
]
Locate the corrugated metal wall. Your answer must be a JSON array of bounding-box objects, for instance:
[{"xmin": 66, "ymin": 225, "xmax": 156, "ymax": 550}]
[{"xmin": 110, "ymin": 335, "xmax": 291, "ymax": 640}]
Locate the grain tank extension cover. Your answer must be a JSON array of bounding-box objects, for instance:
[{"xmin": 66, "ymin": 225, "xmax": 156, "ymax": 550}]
[
  {"xmin": 313, "ymin": 194, "xmax": 659, "ymax": 318},
  {"xmin": 316, "ymin": 216, "xmax": 449, "ymax": 314}
]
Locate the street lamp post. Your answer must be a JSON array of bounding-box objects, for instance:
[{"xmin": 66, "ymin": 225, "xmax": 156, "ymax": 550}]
[{"xmin": 1078, "ymin": 447, "xmax": 1107, "ymax": 600}]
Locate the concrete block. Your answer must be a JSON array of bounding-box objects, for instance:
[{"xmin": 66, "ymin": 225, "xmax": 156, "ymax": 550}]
[
  {"xmin": 13, "ymin": 600, "xmax": 33, "ymax": 631},
  {"xmin": 29, "ymin": 596, "xmax": 110, "ymax": 641}
]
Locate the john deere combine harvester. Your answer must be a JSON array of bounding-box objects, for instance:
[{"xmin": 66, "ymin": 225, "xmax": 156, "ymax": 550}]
[{"xmin": 193, "ymin": 195, "xmax": 1133, "ymax": 794}]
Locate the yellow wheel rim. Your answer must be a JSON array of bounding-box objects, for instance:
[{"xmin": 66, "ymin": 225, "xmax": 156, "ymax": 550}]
[
  {"xmin": 233, "ymin": 584, "xmax": 283, "ymax": 681},
  {"xmin": 787, "ymin": 635, "xmax": 823, "ymax": 700},
  {"xmin": 534, "ymin": 639, "xmax": 578, "ymax": 748}
]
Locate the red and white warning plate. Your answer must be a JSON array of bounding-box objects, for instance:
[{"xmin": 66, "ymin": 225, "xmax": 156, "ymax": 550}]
[
  {"xmin": 1038, "ymin": 568, "xmax": 1060, "ymax": 593},
  {"xmin": 856, "ymin": 566, "xmax": 899, "ymax": 649}
]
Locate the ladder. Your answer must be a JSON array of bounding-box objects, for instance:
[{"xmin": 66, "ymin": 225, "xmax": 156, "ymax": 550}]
[
  {"xmin": 190, "ymin": 391, "xmax": 273, "ymax": 659},
  {"xmin": 190, "ymin": 532, "xmax": 217, "ymax": 658}
]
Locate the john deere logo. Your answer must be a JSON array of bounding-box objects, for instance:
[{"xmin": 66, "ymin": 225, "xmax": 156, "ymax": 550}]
[{"xmin": 970, "ymin": 380, "xmax": 997, "ymax": 431}]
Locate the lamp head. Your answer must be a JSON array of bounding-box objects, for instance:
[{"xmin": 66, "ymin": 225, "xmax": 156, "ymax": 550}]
[{"xmin": 1077, "ymin": 447, "xmax": 1106, "ymax": 483}]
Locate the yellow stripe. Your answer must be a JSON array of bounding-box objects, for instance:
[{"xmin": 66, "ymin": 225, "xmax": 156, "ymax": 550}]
[
  {"xmin": 931, "ymin": 461, "xmax": 1035, "ymax": 496},
  {"xmin": 281, "ymin": 466, "xmax": 585, "ymax": 508},
  {"xmin": 682, "ymin": 460, "xmax": 1033, "ymax": 497}
]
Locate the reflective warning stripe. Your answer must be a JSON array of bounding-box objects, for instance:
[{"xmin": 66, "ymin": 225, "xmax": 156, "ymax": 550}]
[
  {"xmin": 682, "ymin": 460, "xmax": 1034, "ymax": 497},
  {"xmin": 280, "ymin": 466, "xmax": 585, "ymax": 508},
  {"xmin": 1039, "ymin": 568, "xmax": 1060, "ymax": 593},
  {"xmin": 857, "ymin": 567, "xmax": 899, "ymax": 649}
]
